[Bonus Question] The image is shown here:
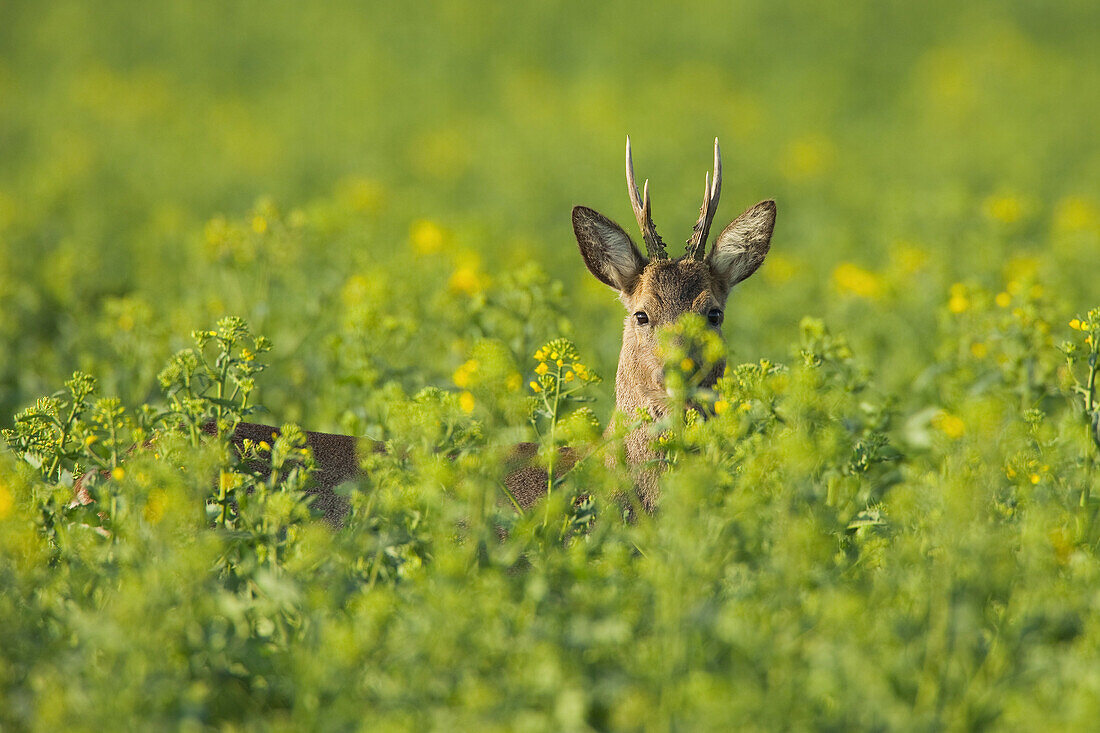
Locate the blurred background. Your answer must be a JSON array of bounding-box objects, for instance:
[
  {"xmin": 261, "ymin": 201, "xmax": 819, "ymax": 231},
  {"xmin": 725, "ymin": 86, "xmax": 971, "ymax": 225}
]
[{"xmin": 2, "ymin": 0, "xmax": 1099, "ymax": 429}]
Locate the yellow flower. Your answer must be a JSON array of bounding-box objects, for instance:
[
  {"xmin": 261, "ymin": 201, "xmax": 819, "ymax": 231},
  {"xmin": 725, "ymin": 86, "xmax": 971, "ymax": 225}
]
[
  {"xmin": 932, "ymin": 412, "xmax": 965, "ymax": 439},
  {"xmin": 251, "ymin": 215, "xmax": 267, "ymax": 234},
  {"xmin": 892, "ymin": 243, "xmax": 928, "ymax": 274},
  {"xmin": 449, "ymin": 266, "xmax": 485, "ymax": 296},
  {"xmin": 970, "ymin": 342, "xmax": 988, "ymax": 358},
  {"xmin": 995, "ymin": 292, "xmax": 1011, "ymax": 308},
  {"xmin": 713, "ymin": 400, "xmax": 729, "ymax": 415},
  {"xmin": 530, "ymin": 381, "xmax": 542, "ymax": 393},
  {"xmin": 452, "ymin": 359, "xmax": 478, "ymax": 388},
  {"xmin": 111, "ymin": 467, "xmax": 125, "ymax": 481},
  {"xmin": 258, "ymin": 440, "xmax": 270, "ymax": 452},
  {"xmin": 1070, "ymin": 319, "xmax": 1083, "ymax": 331},
  {"xmin": 535, "ymin": 362, "xmax": 549, "ymax": 376},
  {"xmin": 564, "ymin": 371, "xmax": 575, "ymax": 382},
  {"xmin": 983, "ymin": 194, "xmax": 1023, "ymax": 224},
  {"xmin": 948, "ymin": 295, "xmax": 970, "ymax": 314},
  {"xmin": 680, "ymin": 358, "xmax": 695, "ymax": 372},
  {"xmin": 459, "ymin": 391, "xmax": 475, "ymax": 414},
  {"xmin": 832, "ymin": 263, "xmax": 883, "ymax": 299},
  {"xmin": 410, "ymin": 220, "xmax": 445, "ymax": 254},
  {"xmin": 1054, "ymin": 196, "xmax": 1098, "ymax": 234},
  {"xmin": 84, "ymin": 435, "xmax": 98, "ymax": 446},
  {"xmin": 1030, "ymin": 473, "xmax": 1041, "ymax": 485},
  {"xmin": 0, "ymin": 480, "xmax": 12, "ymax": 520}
]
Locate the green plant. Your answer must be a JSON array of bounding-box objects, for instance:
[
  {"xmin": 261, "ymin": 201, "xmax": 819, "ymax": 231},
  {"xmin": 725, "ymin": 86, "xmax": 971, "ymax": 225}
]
[
  {"xmin": 4, "ymin": 4, "xmax": 1100, "ymax": 723},
  {"xmin": 527, "ymin": 338, "xmax": 602, "ymax": 530},
  {"xmin": 1063, "ymin": 309, "xmax": 1100, "ymax": 524}
]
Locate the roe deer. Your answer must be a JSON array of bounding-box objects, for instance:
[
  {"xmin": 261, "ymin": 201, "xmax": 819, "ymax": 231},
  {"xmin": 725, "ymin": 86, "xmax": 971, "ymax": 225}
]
[
  {"xmin": 73, "ymin": 138, "xmax": 775, "ymax": 522},
  {"xmin": 571, "ymin": 137, "xmax": 776, "ymax": 510}
]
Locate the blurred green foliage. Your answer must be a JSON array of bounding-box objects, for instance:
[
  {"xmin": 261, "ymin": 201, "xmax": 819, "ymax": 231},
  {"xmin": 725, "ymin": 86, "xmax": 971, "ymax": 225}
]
[{"xmin": 3, "ymin": 0, "xmax": 1100, "ymax": 729}]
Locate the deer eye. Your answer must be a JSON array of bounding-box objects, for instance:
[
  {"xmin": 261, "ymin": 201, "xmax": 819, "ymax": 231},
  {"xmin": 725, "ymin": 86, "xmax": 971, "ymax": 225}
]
[
  {"xmin": 634, "ymin": 311, "xmax": 650, "ymax": 326},
  {"xmin": 708, "ymin": 308, "xmax": 724, "ymax": 326}
]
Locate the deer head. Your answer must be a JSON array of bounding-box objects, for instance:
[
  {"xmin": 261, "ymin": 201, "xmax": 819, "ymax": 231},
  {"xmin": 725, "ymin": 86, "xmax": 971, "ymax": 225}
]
[{"xmin": 572, "ymin": 137, "xmax": 776, "ymax": 421}]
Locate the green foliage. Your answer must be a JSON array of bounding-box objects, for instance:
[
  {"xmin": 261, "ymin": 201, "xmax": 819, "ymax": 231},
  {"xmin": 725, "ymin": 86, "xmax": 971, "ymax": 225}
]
[
  {"xmin": 3, "ymin": 321, "xmax": 317, "ymax": 574},
  {"xmin": 525, "ymin": 337, "xmax": 604, "ymax": 531},
  {"xmin": 5, "ymin": 294, "xmax": 1100, "ymax": 728},
  {"xmin": 159, "ymin": 316, "xmax": 272, "ymax": 443},
  {"xmin": 1064, "ymin": 308, "xmax": 1100, "ymax": 448},
  {"xmin": 3, "ymin": 1, "xmax": 1100, "ymax": 728}
]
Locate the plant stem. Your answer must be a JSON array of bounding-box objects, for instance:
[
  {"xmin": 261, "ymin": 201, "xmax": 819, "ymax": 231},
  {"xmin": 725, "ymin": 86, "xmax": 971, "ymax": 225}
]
[
  {"xmin": 217, "ymin": 472, "xmax": 229, "ymax": 528},
  {"xmin": 499, "ymin": 481, "xmax": 524, "ymax": 515},
  {"xmin": 1085, "ymin": 351, "xmax": 1096, "ymax": 415},
  {"xmin": 48, "ymin": 399, "xmax": 82, "ymax": 482},
  {"xmin": 542, "ymin": 363, "xmax": 563, "ymax": 529},
  {"xmin": 182, "ymin": 369, "xmax": 200, "ymax": 447},
  {"xmin": 1083, "ymin": 351, "xmax": 1098, "ymax": 506},
  {"xmin": 216, "ymin": 356, "xmax": 230, "ymax": 432},
  {"xmin": 107, "ymin": 414, "xmax": 119, "ymax": 470}
]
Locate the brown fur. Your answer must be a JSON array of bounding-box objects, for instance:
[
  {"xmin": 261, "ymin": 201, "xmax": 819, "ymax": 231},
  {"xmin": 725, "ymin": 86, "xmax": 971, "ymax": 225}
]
[
  {"xmin": 72, "ymin": 422, "xmax": 570, "ymax": 525},
  {"xmin": 572, "ymin": 191, "xmax": 776, "ymax": 511},
  {"xmin": 205, "ymin": 421, "xmax": 375, "ymax": 526}
]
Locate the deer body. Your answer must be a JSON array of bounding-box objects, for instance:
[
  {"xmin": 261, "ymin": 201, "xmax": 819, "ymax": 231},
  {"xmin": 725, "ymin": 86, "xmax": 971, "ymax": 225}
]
[
  {"xmin": 72, "ymin": 138, "xmax": 774, "ymax": 519},
  {"xmin": 225, "ymin": 424, "xmax": 567, "ymax": 525}
]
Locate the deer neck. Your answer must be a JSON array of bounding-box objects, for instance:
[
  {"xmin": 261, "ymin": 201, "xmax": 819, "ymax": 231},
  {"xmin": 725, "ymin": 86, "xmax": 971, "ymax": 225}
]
[
  {"xmin": 613, "ymin": 326, "xmax": 729, "ymax": 422},
  {"xmin": 614, "ymin": 326, "xmax": 668, "ymax": 420}
]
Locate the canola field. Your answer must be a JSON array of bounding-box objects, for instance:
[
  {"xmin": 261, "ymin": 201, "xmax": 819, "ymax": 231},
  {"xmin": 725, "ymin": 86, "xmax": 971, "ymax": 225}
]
[{"xmin": 3, "ymin": 1, "xmax": 1100, "ymax": 729}]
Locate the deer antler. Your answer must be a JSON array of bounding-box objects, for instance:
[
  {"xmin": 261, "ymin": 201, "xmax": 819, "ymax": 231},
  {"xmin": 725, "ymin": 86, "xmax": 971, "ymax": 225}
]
[
  {"xmin": 625, "ymin": 136, "xmax": 668, "ymax": 260},
  {"xmin": 684, "ymin": 138, "xmax": 722, "ymax": 261}
]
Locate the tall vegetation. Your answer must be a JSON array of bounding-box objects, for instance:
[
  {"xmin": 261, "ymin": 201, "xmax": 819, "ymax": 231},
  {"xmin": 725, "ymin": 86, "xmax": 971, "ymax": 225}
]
[{"xmin": 3, "ymin": 0, "xmax": 1100, "ymax": 728}]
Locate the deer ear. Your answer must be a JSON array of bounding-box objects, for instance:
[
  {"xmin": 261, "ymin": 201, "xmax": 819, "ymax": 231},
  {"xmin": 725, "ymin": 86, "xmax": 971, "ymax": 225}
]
[
  {"xmin": 572, "ymin": 206, "xmax": 648, "ymax": 292},
  {"xmin": 709, "ymin": 200, "xmax": 776, "ymax": 289}
]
